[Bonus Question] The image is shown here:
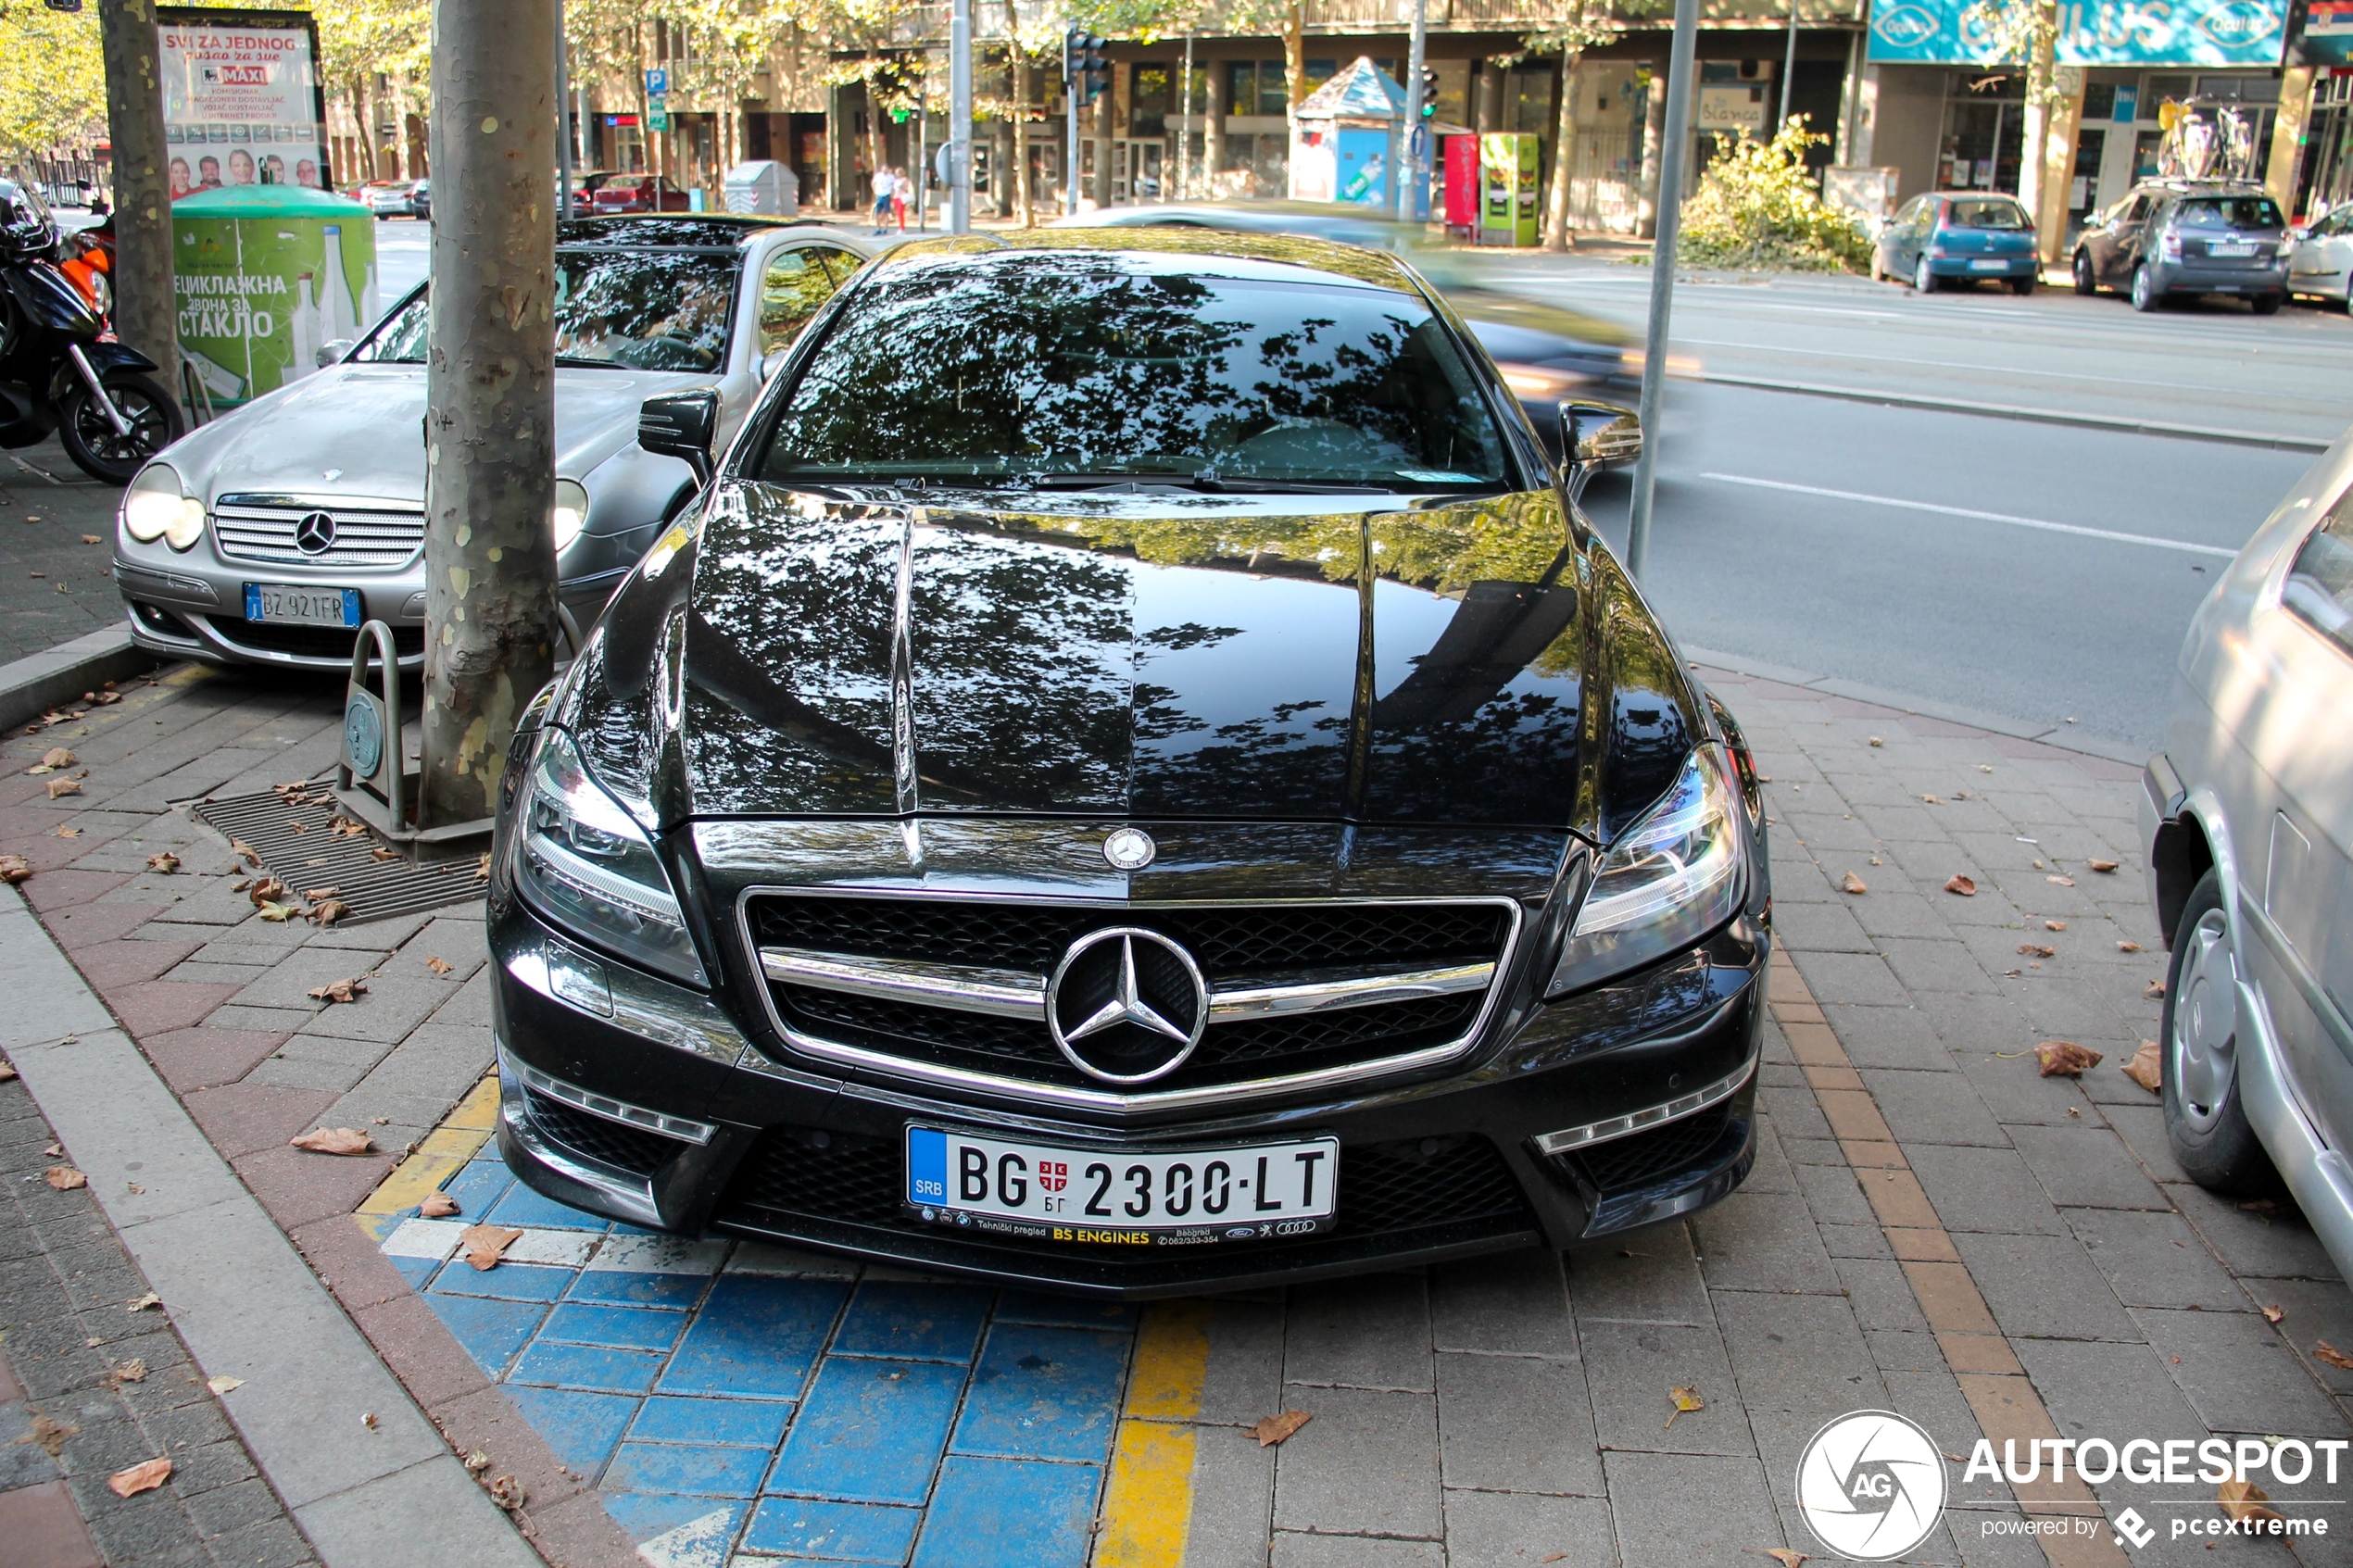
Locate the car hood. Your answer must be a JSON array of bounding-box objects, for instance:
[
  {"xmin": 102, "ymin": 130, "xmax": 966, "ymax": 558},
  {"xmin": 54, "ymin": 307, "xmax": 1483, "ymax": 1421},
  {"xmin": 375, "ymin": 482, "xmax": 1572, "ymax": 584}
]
[
  {"xmin": 560, "ymin": 482, "xmax": 1699, "ymax": 837},
  {"xmin": 168, "ymin": 361, "xmax": 715, "ymax": 506}
]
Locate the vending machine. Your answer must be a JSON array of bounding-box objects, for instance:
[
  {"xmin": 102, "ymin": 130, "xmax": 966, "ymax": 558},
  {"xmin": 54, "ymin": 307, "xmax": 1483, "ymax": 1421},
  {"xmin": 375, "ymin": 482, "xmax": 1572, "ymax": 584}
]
[{"xmin": 1478, "ymin": 132, "xmax": 1539, "ymax": 246}]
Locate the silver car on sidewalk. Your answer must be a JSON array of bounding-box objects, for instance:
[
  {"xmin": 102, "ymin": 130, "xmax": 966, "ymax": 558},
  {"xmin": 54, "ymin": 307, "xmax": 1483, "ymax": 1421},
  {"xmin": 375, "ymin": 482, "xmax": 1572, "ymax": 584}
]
[
  {"xmin": 2144, "ymin": 430, "xmax": 2353, "ymax": 1279},
  {"xmin": 115, "ymin": 216, "xmax": 873, "ymax": 670}
]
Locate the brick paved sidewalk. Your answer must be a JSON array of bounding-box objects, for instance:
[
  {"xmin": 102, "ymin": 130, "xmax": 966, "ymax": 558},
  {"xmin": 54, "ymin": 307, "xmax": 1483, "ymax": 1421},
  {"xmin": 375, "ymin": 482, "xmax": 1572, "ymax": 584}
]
[{"xmin": 0, "ymin": 654, "xmax": 2347, "ymax": 1567}]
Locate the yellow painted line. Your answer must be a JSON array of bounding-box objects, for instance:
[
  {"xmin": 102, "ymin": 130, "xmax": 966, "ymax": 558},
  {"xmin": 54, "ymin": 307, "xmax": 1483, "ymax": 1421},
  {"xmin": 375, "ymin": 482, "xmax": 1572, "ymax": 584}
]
[
  {"xmin": 353, "ymin": 1074, "xmax": 501, "ymax": 1241},
  {"xmin": 1094, "ymin": 1299, "xmax": 1211, "ymax": 1568}
]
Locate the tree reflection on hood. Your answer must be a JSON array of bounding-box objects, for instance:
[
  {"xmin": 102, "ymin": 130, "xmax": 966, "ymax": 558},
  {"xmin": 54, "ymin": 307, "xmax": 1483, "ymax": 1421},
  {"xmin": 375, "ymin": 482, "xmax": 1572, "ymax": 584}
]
[{"xmin": 760, "ymin": 250, "xmax": 1507, "ymax": 487}]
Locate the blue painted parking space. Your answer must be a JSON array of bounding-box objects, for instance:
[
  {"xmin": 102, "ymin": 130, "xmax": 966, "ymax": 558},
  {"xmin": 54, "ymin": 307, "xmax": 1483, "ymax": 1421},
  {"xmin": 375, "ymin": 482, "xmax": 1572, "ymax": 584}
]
[{"xmin": 376, "ymin": 1144, "xmax": 1137, "ymax": 1567}]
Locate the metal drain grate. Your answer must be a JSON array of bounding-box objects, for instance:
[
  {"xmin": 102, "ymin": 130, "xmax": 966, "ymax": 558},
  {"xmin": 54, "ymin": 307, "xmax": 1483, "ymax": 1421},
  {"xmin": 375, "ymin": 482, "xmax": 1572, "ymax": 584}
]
[{"xmin": 192, "ymin": 784, "xmax": 488, "ymax": 925}]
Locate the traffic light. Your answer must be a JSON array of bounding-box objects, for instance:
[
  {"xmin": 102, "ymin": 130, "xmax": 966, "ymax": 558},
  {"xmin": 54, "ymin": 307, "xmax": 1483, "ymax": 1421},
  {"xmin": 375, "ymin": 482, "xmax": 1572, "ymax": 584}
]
[
  {"xmin": 1066, "ymin": 32, "xmax": 1109, "ymax": 107},
  {"xmin": 1420, "ymin": 67, "xmax": 1440, "ymax": 118}
]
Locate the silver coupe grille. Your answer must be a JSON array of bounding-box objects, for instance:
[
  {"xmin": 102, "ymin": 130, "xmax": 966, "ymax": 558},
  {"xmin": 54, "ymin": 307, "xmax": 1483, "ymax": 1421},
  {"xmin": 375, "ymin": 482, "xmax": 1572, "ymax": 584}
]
[{"xmin": 213, "ymin": 499, "xmax": 426, "ymax": 569}]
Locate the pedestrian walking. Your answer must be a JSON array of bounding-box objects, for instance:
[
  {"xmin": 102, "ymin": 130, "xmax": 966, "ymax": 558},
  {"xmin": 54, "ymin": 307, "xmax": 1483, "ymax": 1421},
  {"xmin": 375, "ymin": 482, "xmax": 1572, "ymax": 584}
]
[
  {"xmin": 890, "ymin": 168, "xmax": 909, "ymax": 233},
  {"xmin": 871, "ymin": 167, "xmax": 894, "ymax": 235}
]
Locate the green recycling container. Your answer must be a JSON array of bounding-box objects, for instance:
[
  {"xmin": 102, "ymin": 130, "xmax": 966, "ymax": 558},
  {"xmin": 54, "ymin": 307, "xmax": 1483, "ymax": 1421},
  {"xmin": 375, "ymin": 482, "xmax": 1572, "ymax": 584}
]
[{"xmin": 172, "ymin": 184, "xmax": 380, "ymax": 408}]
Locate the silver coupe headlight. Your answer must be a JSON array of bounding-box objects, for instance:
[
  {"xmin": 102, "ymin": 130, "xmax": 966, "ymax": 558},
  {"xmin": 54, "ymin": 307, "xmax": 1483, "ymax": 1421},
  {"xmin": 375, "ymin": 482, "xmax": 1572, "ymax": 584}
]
[
  {"xmin": 121, "ymin": 465, "xmax": 206, "ymax": 551},
  {"xmin": 514, "ymin": 728, "xmax": 706, "ymax": 985},
  {"xmin": 553, "ymin": 478, "xmax": 590, "ymax": 552},
  {"xmin": 1548, "ymin": 745, "xmax": 1747, "ymax": 997}
]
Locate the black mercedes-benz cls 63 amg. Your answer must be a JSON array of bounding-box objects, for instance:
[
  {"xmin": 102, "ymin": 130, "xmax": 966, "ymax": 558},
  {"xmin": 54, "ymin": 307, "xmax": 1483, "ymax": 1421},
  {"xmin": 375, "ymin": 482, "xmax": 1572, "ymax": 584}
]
[{"xmin": 485, "ymin": 227, "xmax": 1770, "ymax": 1298}]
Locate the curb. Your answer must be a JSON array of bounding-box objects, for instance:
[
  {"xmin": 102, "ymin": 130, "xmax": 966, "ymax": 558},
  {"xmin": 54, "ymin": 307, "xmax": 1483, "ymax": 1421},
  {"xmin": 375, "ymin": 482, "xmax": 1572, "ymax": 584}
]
[
  {"xmin": 0, "ymin": 888, "xmax": 541, "ymax": 1568},
  {"xmin": 1683, "ymin": 644, "xmax": 2149, "ymax": 769},
  {"xmin": 1698, "ymin": 371, "xmax": 2339, "ymax": 454},
  {"xmin": 0, "ymin": 622, "xmax": 157, "ymax": 733}
]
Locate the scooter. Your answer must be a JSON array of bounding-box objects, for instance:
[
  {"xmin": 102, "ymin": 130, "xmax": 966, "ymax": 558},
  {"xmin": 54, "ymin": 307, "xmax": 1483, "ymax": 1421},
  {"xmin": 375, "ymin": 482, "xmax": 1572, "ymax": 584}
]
[{"xmin": 0, "ymin": 179, "xmax": 182, "ymax": 483}]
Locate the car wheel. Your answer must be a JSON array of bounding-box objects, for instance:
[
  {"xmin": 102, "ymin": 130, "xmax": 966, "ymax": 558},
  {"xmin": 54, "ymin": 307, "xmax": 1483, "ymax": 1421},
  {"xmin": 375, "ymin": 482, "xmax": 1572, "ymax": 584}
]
[
  {"xmin": 2132, "ymin": 263, "xmax": 2162, "ymax": 311},
  {"xmin": 2162, "ymin": 870, "xmax": 2280, "ymax": 1197},
  {"xmin": 2251, "ymin": 292, "xmax": 2284, "ymax": 316},
  {"xmin": 2011, "ymin": 273, "xmax": 2037, "ymax": 295},
  {"xmin": 2073, "ymin": 250, "xmax": 2097, "ymax": 295},
  {"xmin": 1914, "ymin": 254, "xmax": 1936, "ymax": 295}
]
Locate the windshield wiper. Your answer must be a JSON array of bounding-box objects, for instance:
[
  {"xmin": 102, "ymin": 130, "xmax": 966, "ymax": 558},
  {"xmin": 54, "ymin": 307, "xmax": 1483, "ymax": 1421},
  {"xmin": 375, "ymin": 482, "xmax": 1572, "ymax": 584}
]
[
  {"xmin": 1029, "ymin": 471, "xmax": 1395, "ymax": 495},
  {"xmin": 554, "ymin": 354, "xmax": 628, "ymax": 369}
]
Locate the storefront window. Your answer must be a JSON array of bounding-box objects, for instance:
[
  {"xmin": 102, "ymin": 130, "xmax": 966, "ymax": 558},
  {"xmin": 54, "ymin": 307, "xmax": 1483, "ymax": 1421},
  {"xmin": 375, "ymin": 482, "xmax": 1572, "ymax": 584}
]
[
  {"xmin": 1133, "ymin": 66, "xmax": 1169, "ymax": 138},
  {"xmin": 1940, "ymin": 78, "xmax": 2023, "ymax": 193}
]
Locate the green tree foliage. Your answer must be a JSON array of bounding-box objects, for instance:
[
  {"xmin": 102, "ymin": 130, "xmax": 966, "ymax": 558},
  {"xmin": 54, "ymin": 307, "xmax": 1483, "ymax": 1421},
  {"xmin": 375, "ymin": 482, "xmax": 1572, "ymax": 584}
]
[
  {"xmin": 1676, "ymin": 118, "xmax": 1871, "ymax": 272},
  {"xmin": 0, "ymin": 6, "xmax": 107, "ymax": 164}
]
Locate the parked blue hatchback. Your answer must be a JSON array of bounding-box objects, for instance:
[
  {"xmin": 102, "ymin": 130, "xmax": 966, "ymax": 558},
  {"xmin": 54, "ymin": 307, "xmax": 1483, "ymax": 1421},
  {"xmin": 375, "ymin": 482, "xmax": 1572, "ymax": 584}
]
[{"xmin": 1873, "ymin": 192, "xmax": 2042, "ymax": 295}]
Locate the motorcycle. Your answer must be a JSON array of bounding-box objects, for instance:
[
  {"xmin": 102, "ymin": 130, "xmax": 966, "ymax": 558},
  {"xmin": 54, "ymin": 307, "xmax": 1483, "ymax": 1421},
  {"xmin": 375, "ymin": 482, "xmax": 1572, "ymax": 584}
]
[{"xmin": 0, "ymin": 178, "xmax": 182, "ymax": 483}]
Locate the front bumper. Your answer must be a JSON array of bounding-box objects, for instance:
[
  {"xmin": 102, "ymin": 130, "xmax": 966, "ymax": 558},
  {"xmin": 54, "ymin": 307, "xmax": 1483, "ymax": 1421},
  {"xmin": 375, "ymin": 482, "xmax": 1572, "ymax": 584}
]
[{"xmin": 486, "ymin": 891, "xmax": 1768, "ymax": 1298}]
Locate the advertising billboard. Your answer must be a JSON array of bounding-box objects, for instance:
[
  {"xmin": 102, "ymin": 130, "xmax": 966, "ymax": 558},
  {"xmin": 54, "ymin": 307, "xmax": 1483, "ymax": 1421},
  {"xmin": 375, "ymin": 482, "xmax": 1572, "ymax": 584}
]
[
  {"xmin": 157, "ymin": 6, "xmax": 332, "ymax": 200},
  {"xmin": 1867, "ymin": 0, "xmax": 2290, "ymax": 66}
]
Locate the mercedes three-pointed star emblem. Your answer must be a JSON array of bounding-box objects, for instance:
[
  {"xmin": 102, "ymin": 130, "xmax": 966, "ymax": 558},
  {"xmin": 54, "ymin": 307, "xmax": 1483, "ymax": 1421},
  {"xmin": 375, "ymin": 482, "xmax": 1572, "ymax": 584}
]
[{"xmin": 1045, "ymin": 926, "xmax": 1209, "ymax": 1085}]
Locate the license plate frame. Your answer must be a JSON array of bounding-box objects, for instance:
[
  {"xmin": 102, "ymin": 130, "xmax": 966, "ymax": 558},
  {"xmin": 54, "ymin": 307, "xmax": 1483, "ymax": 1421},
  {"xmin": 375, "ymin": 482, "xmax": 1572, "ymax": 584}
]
[
  {"xmin": 244, "ymin": 583, "xmax": 361, "ymax": 628},
  {"xmin": 1969, "ymin": 258, "xmax": 2009, "ymax": 271},
  {"xmin": 2209, "ymin": 242, "xmax": 2257, "ymax": 257},
  {"xmin": 903, "ymin": 1124, "xmax": 1340, "ymax": 1247}
]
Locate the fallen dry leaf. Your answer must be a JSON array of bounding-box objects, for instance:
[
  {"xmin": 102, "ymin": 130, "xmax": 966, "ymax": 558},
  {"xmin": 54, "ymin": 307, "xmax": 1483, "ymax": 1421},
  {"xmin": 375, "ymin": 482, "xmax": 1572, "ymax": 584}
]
[
  {"xmin": 229, "ymin": 838, "xmax": 259, "ymax": 866},
  {"xmin": 2264, "ymin": 1305, "xmax": 2285, "ymax": 1323},
  {"xmin": 107, "ymin": 1457, "xmax": 171, "ymax": 1498},
  {"xmin": 1665, "ymin": 1386, "xmax": 1705, "ymax": 1430},
  {"xmin": 207, "ymin": 1375, "xmax": 243, "ymax": 1396},
  {"xmin": 2119, "ymin": 940, "xmax": 2144, "ymax": 953},
  {"xmin": 2316, "ymin": 1341, "xmax": 2353, "ymax": 1371},
  {"xmin": 361, "ymin": 1411, "xmax": 378, "ymax": 1430},
  {"xmin": 308, "ymin": 898, "xmax": 350, "ymax": 926},
  {"xmin": 487, "ymin": 1474, "xmax": 526, "ymax": 1511},
  {"xmin": 370, "ymin": 846, "xmax": 401, "ymax": 862},
  {"xmin": 426, "ymin": 955, "xmax": 454, "ymax": 976},
  {"xmin": 110, "ymin": 1358, "xmax": 147, "ymax": 1385},
  {"xmin": 2087, "ymin": 858, "xmax": 2120, "ymax": 873},
  {"xmin": 288, "ymin": 1126, "xmax": 374, "ymax": 1155},
  {"xmin": 462, "ymin": 1449, "xmax": 492, "ymax": 1474},
  {"xmin": 45, "ymin": 776, "xmax": 79, "ymax": 798},
  {"xmin": 28, "ymin": 1415, "xmax": 73, "ymax": 1456},
  {"xmin": 2046, "ymin": 873, "xmax": 2076, "ymax": 886},
  {"xmin": 51, "ymin": 825, "xmax": 76, "ymax": 839},
  {"xmin": 462, "ymin": 1223, "xmax": 525, "ymax": 1271},
  {"xmin": 40, "ymin": 747, "xmax": 73, "ymax": 769},
  {"xmin": 2035, "ymin": 1041, "xmax": 2103, "ymax": 1076},
  {"xmin": 0, "ymin": 1060, "xmax": 14, "ymax": 1083},
  {"xmin": 1839, "ymin": 871, "xmax": 1868, "ymax": 895},
  {"xmin": 475, "ymin": 849, "xmax": 492, "ymax": 882},
  {"xmin": 145, "ymin": 852, "xmax": 179, "ymax": 873},
  {"xmin": 1944, "ymin": 874, "xmax": 1976, "ymax": 896},
  {"xmin": 2122, "ymin": 1040, "xmax": 2163, "ymax": 1094},
  {"xmin": 44, "ymin": 1164, "xmax": 84, "ymax": 1189},
  {"xmin": 2219, "ymin": 1477, "xmax": 2284, "ymax": 1525},
  {"xmin": 308, "ymin": 977, "xmax": 367, "ymax": 1004},
  {"xmin": 2145, "ymin": 981, "xmax": 2168, "ymax": 1000},
  {"xmin": 2045, "ymin": 920, "xmax": 2067, "ymax": 931},
  {"xmin": 254, "ymin": 902, "xmax": 295, "ymax": 923},
  {"xmin": 299, "ymin": 885, "xmax": 339, "ymax": 901},
  {"xmin": 81, "ymin": 533, "xmax": 98, "ymax": 545},
  {"xmin": 1867, "ymin": 735, "xmax": 1883, "ymax": 746},
  {"xmin": 1252, "ymin": 1409, "xmax": 1313, "ymax": 1447},
  {"xmin": 420, "ymin": 1190, "xmax": 461, "ymax": 1218},
  {"xmin": 1766, "ymin": 1552, "xmax": 1810, "ymax": 1568},
  {"xmin": 1921, "ymin": 794, "xmax": 1942, "ymax": 805},
  {"xmin": 246, "ymin": 877, "xmax": 287, "ymax": 906},
  {"xmin": 229, "ymin": 877, "xmax": 251, "ymax": 892},
  {"xmin": 2019, "ymin": 943, "xmax": 2057, "ymax": 959},
  {"xmin": 126, "ymin": 1291, "xmax": 160, "ymax": 1311}
]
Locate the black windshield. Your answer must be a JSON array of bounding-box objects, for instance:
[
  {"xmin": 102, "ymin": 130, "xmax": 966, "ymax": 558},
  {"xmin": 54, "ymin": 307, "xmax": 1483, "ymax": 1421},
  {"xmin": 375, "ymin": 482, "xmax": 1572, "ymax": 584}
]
[
  {"xmin": 351, "ymin": 249, "xmax": 740, "ymax": 371},
  {"xmin": 758, "ymin": 252, "xmax": 1510, "ymax": 490},
  {"xmin": 2173, "ymin": 196, "xmax": 2283, "ymax": 230}
]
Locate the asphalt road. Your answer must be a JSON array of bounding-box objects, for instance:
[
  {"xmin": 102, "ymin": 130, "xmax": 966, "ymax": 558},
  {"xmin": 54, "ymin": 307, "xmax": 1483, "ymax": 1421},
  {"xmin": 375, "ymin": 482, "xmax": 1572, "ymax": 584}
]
[{"xmin": 1515, "ymin": 262, "xmax": 2352, "ymax": 757}]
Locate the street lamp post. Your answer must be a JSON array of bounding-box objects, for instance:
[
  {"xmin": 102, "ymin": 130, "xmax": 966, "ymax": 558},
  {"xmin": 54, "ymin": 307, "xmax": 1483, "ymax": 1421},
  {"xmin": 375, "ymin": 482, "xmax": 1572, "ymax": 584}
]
[
  {"xmin": 556, "ymin": 0, "xmax": 574, "ymax": 220},
  {"xmin": 1397, "ymin": 0, "xmax": 1427, "ymax": 223},
  {"xmin": 949, "ymin": 0, "xmax": 973, "ymax": 233},
  {"xmin": 1624, "ymin": 0, "xmax": 1698, "ymax": 583},
  {"xmin": 1779, "ymin": 0, "xmax": 1800, "ymax": 129}
]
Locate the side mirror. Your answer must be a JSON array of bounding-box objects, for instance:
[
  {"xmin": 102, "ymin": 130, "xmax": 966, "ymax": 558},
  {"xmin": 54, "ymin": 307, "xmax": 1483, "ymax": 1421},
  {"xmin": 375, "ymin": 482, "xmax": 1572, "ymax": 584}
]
[
  {"xmin": 1561, "ymin": 398, "xmax": 1640, "ymax": 465},
  {"xmin": 316, "ymin": 338, "xmax": 355, "ymax": 368},
  {"xmin": 638, "ymin": 389, "xmax": 719, "ymax": 487},
  {"xmin": 759, "ymin": 346, "xmax": 789, "ymax": 383}
]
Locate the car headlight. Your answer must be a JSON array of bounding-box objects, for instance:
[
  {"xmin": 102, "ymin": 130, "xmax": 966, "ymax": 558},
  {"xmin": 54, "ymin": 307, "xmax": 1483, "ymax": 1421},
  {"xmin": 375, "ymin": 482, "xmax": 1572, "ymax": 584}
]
[
  {"xmin": 553, "ymin": 478, "xmax": 590, "ymax": 553},
  {"xmin": 1548, "ymin": 745, "xmax": 1746, "ymax": 997},
  {"xmin": 513, "ymin": 727, "xmax": 707, "ymax": 985},
  {"xmin": 122, "ymin": 465, "xmax": 206, "ymax": 551}
]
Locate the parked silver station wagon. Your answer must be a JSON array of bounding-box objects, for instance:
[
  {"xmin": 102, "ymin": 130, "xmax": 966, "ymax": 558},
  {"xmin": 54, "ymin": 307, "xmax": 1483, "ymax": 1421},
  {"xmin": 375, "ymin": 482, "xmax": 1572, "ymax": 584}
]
[
  {"xmin": 114, "ymin": 217, "xmax": 874, "ymax": 669},
  {"xmin": 2144, "ymin": 431, "xmax": 2353, "ymax": 1279}
]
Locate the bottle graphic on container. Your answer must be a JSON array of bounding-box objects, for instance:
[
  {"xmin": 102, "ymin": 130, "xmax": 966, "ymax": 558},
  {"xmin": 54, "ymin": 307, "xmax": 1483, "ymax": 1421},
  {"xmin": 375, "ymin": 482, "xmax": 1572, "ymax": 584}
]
[{"xmin": 288, "ymin": 272, "xmax": 318, "ymax": 380}]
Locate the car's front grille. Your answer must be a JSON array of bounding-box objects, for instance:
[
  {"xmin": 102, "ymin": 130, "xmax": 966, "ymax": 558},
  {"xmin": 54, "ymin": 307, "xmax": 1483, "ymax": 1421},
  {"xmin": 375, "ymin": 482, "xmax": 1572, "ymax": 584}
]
[
  {"xmin": 1571, "ymin": 1104, "xmax": 1734, "ymax": 1192},
  {"xmin": 526, "ymin": 1092, "xmax": 685, "ymax": 1179},
  {"xmin": 208, "ymin": 617, "xmax": 424, "ymax": 661},
  {"xmin": 746, "ymin": 894, "xmax": 1515, "ymax": 1098},
  {"xmin": 716, "ymin": 1125, "xmax": 1532, "ymax": 1245},
  {"xmin": 214, "ymin": 498, "xmax": 426, "ymax": 568}
]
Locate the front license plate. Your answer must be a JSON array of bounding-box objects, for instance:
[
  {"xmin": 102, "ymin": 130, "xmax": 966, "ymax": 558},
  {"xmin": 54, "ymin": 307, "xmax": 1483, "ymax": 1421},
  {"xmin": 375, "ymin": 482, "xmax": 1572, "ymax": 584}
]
[
  {"xmin": 2210, "ymin": 243, "xmax": 2256, "ymax": 257},
  {"xmin": 1969, "ymin": 258, "xmax": 2008, "ymax": 270},
  {"xmin": 904, "ymin": 1126, "xmax": 1340, "ymax": 1246},
  {"xmin": 245, "ymin": 583, "xmax": 360, "ymax": 628}
]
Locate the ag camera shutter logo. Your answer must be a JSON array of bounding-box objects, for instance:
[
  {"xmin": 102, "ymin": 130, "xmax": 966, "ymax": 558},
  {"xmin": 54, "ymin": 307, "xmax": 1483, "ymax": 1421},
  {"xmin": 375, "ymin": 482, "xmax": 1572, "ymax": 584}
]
[{"xmin": 1796, "ymin": 1411, "xmax": 1947, "ymax": 1561}]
